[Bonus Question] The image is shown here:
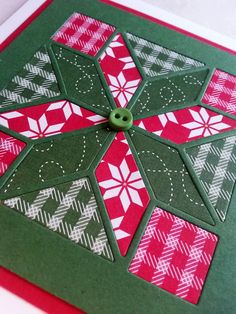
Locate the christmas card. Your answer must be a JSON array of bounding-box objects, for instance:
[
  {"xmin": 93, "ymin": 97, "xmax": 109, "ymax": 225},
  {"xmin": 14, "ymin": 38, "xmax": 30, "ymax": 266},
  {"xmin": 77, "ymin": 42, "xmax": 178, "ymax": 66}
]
[{"xmin": 0, "ymin": 1, "xmax": 235, "ymax": 313}]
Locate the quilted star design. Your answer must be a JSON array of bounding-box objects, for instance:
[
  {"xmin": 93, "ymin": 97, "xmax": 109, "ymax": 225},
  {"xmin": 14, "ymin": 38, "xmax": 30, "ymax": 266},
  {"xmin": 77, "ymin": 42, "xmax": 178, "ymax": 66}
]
[
  {"xmin": 129, "ymin": 207, "xmax": 218, "ymax": 304},
  {"xmin": 99, "ymin": 33, "xmax": 142, "ymax": 108},
  {"xmin": 134, "ymin": 105, "xmax": 236, "ymax": 144},
  {"xmin": 95, "ymin": 132, "xmax": 150, "ymax": 256},
  {"xmin": 0, "ymin": 100, "xmax": 106, "ymax": 139},
  {"xmin": 1, "ymin": 12, "xmax": 236, "ymax": 304}
]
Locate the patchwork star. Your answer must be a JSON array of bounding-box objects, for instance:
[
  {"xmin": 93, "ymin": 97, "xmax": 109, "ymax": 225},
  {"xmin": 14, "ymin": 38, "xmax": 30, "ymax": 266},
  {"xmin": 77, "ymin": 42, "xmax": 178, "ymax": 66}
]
[{"xmin": 1, "ymin": 12, "xmax": 236, "ymax": 305}]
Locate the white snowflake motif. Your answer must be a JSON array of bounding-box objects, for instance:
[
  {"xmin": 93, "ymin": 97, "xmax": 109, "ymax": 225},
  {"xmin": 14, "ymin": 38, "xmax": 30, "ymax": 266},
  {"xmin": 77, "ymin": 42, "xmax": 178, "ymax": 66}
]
[
  {"xmin": 20, "ymin": 101, "xmax": 74, "ymax": 138},
  {"xmin": 119, "ymin": 56, "xmax": 136, "ymax": 70},
  {"xmin": 22, "ymin": 115, "xmax": 64, "ymax": 139},
  {"xmin": 99, "ymin": 159, "xmax": 145, "ymax": 212},
  {"xmin": 99, "ymin": 34, "xmax": 123, "ymax": 60},
  {"xmin": 108, "ymin": 72, "xmax": 141, "ymax": 107},
  {"xmin": 183, "ymin": 107, "xmax": 230, "ymax": 138}
]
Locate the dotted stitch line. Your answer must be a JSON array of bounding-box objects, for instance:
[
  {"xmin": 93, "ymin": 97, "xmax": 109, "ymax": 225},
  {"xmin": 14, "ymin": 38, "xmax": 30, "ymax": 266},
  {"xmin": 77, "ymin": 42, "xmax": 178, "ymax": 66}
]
[
  {"xmin": 137, "ymin": 78, "xmax": 187, "ymax": 114},
  {"xmin": 4, "ymin": 170, "xmax": 18, "ymax": 193},
  {"xmin": 95, "ymin": 131, "xmax": 103, "ymax": 147},
  {"xmin": 56, "ymin": 48, "xmax": 109, "ymax": 110},
  {"xmin": 76, "ymin": 136, "xmax": 86, "ymax": 171},
  {"xmin": 180, "ymin": 164, "xmax": 204, "ymax": 207},
  {"xmin": 138, "ymin": 150, "xmax": 204, "ymax": 206},
  {"xmin": 56, "ymin": 48, "xmax": 95, "ymax": 69},
  {"xmin": 75, "ymin": 69, "xmax": 95, "ymax": 94},
  {"xmin": 39, "ymin": 161, "xmax": 65, "ymax": 182},
  {"xmin": 160, "ymin": 79, "xmax": 186, "ymax": 109},
  {"xmin": 138, "ymin": 150, "xmax": 174, "ymax": 203},
  {"xmin": 137, "ymin": 87, "xmax": 151, "ymax": 115},
  {"xmin": 183, "ymin": 75, "xmax": 204, "ymax": 86},
  {"xmin": 167, "ymin": 146, "xmax": 177, "ymax": 154},
  {"xmin": 34, "ymin": 142, "xmax": 54, "ymax": 153},
  {"xmin": 94, "ymin": 88, "xmax": 110, "ymax": 110}
]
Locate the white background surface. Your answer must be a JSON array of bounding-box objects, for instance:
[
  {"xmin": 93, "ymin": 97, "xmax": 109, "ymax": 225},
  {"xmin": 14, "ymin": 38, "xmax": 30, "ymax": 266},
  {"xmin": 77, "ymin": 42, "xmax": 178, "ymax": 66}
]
[
  {"xmin": 0, "ymin": 0, "xmax": 47, "ymax": 44},
  {"xmin": 0, "ymin": 0, "xmax": 28, "ymax": 24},
  {"xmin": 0, "ymin": 288, "xmax": 45, "ymax": 314},
  {"xmin": 145, "ymin": 0, "xmax": 236, "ymax": 40},
  {"xmin": 110, "ymin": 0, "xmax": 236, "ymax": 51},
  {"xmin": 0, "ymin": 0, "xmax": 235, "ymax": 313}
]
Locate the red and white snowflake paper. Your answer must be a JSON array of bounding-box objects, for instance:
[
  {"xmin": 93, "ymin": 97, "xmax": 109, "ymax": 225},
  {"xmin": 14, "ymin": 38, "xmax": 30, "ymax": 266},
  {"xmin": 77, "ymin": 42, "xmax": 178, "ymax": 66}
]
[
  {"xmin": 0, "ymin": 131, "xmax": 26, "ymax": 176},
  {"xmin": 95, "ymin": 132, "xmax": 150, "ymax": 256},
  {"xmin": 202, "ymin": 69, "xmax": 236, "ymax": 116},
  {"xmin": 134, "ymin": 105, "xmax": 236, "ymax": 144},
  {"xmin": 0, "ymin": 100, "xmax": 106, "ymax": 139},
  {"xmin": 99, "ymin": 33, "xmax": 142, "ymax": 108},
  {"xmin": 52, "ymin": 12, "xmax": 115, "ymax": 56},
  {"xmin": 129, "ymin": 207, "xmax": 218, "ymax": 304}
]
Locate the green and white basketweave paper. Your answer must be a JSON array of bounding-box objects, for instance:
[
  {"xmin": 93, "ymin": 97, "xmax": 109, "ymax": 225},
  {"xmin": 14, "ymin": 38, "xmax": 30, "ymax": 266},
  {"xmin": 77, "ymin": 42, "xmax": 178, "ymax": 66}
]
[{"xmin": 0, "ymin": 1, "xmax": 236, "ymax": 313}]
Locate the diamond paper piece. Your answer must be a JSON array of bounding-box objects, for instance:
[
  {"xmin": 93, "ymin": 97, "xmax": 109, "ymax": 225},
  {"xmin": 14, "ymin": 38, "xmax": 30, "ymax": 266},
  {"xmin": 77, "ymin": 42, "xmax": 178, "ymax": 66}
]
[
  {"xmin": 0, "ymin": 100, "xmax": 106, "ymax": 139},
  {"xmin": 95, "ymin": 132, "xmax": 150, "ymax": 256},
  {"xmin": 99, "ymin": 33, "xmax": 142, "ymax": 108},
  {"xmin": 134, "ymin": 105, "xmax": 236, "ymax": 144}
]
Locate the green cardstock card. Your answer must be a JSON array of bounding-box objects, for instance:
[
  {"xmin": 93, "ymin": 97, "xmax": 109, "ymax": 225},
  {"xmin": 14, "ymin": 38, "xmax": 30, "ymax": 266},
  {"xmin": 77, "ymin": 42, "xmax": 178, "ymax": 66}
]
[{"xmin": 0, "ymin": 1, "xmax": 236, "ymax": 313}]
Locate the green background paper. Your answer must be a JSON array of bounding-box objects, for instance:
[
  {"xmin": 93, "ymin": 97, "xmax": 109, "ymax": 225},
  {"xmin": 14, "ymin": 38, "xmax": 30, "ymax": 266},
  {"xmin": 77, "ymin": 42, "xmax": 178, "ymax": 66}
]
[{"xmin": 0, "ymin": 1, "xmax": 236, "ymax": 313}]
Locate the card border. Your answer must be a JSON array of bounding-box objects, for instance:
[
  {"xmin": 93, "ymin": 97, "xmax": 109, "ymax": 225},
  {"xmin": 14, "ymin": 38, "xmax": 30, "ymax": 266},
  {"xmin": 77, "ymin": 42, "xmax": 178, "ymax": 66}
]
[
  {"xmin": 0, "ymin": 0, "xmax": 53, "ymax": 52},
  {"xmin": 100, "ymin": 0, "xmax": 236, "ymax": 55}
]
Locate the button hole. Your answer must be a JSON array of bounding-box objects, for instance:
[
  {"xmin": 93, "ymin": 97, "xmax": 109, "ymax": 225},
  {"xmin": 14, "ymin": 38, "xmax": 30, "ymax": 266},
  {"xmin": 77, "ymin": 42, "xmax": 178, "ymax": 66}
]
[
  {"xmin": 123, "ymin": 116, "xmax": 128, "ymax": 121},
  {"xmin": 115, "ymin": 113, "xmax": 120, "ymax": 119}
]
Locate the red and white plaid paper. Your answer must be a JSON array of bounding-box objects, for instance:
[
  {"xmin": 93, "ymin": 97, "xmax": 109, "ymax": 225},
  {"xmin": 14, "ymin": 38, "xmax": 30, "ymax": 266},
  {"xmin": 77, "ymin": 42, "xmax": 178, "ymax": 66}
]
[
  {"xmin": 0, "ymin": 131, "xmax": 26, "ymax": 176},
  {"xmin": 202, "ymin": 69, "xmax": 236, "ymax": 116},
  {"xmin": 52, "ymin": 12, "xmax": 115, "ymax": 56},
  {"xmin": 129, "ymin": 207, "xmax": 218, "ymax": 304}
]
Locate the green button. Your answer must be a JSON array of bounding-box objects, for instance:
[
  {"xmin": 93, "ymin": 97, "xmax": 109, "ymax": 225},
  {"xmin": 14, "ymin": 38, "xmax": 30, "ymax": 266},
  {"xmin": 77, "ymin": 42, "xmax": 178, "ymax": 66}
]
[{"xmin": 109, "ymin": 108, "xmax": 133, "ymax": 131}]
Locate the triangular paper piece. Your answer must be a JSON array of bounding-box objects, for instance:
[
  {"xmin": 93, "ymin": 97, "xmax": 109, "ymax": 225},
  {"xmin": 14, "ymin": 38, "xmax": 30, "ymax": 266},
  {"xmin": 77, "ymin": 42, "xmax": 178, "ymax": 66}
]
[
  {"xmin": 3, "ymin": 178, "xmax": 114, "ymax": 261},
  {"xmin": 0, "ymin": 46, "xmax": 60, "ymax": 108},
  {"xmin": 127, "ymin": 33, "xmax": 204, "ymax": 77}
]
